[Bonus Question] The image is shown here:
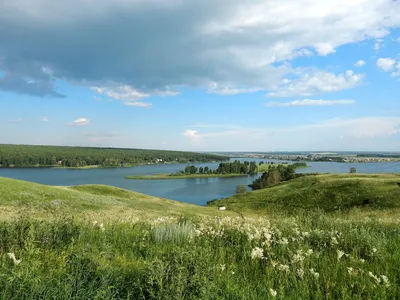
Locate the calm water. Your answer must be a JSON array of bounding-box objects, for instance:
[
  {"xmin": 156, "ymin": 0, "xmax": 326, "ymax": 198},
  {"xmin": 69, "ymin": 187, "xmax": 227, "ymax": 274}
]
[{"xmin": 1, "ymin": 158, "xmax": 399, "ymax": 205}]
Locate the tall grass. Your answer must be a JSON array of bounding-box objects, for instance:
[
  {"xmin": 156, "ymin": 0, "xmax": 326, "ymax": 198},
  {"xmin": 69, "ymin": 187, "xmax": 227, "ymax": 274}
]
[{"xmin": 0, "ymin": 214, "xmax": 399, "ymax": 299}]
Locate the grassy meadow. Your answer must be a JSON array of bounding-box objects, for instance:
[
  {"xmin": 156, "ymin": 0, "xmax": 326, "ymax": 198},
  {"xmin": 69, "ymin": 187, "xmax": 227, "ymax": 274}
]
[{"xmin": 0, "ymin": 175, "xmax": 400, "ymax": 299}]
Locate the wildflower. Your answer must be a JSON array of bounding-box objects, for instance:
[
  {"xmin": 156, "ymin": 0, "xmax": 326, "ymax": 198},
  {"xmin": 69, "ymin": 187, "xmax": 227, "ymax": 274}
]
[
  {"xmin": 269, "ymin": 288, "xmax": 277, "ymax": 298},
  {"xmin": 296, "ymin": 268, "xmax": 304, "ymax": 279},
  {"xmin": 331, "ymin": 237, "xmax": 339, "ymax": 245},
  {"xmin": 220, "ymin": 264, "xmax": 226, "ymax": 271},
  {"xmin": 231, "ymin": 271, "xmax": 235, "ymax": 275},
  {"xmin": 277, "ymin": 264, "xmax": 290, "ymax": 272},
  {"xmin": 7, "ymin": 253, "xmax": 21, "ymax": 265},
  {"xmin": 251, "ymin": 247, "xmax": 264, "ymax": 260},
  {"xmin": 292, "ymin": 252, "xmax": 305, "ymax": 264},
  {"xmin": 372, "ymin": 248, "xmax": 377, "ymax": 253},
  {"xmin": 360, "ymin": 259, "xmax": 365, "ymax": 263},
  {"xmin": 310, "ymin": 268, "xmax": 320, "ymax": 279},
  {"xmin": 305, "ymin": 249, "xmax": 313, "ymax": 256},
  {"xmin": 380, "ymin": 275, "xmax": 390, "ymax": 287},
  {"xmin": 368, "ymin": 271, "xmax": 381, "ymax": 284},
  {"xmin": 279, "ymin": 237, "xmax": 289, "ymax": 245},
  {"xmin": 347, "ymin": 267, "xmax": 354, "ymax": 276},
  {"xmin": 337, "ymin": 250, "xmax": 345, "ymax": 261},
  {"xmin": 302, "ymin": 232, "xmax": 310, "ymax": 238}
]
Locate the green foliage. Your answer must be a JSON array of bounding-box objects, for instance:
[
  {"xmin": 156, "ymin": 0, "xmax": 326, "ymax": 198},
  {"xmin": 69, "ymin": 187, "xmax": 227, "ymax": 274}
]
[
  {"xmin": 0, "ymin": 144, "xmax": 228, "ymax": 168},
  {"xmin": 0, "ymin": 215, "xmax": 400, "ymax": 299},
  {"xmin": 249, "ymin": 164, "xmax": 298, "ymax": 190},
  {"xmin": 350, "ymin": 167, "xmax": 357, "ymax": 173},
  {"xmin": 235, "ymin": 184, "xmax": 247, "ymax": 195},
  {"xmin": 174, "ymin": 160, "xmax": 258, "ymax": 176}
]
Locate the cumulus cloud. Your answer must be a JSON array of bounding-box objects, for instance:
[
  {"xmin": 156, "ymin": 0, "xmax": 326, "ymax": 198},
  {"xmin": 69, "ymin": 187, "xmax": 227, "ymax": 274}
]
[
  {"xmin": 354, "ymin": 60, "xmax": 366, "ymax": 67},
  {"xmin": 377, "ymin": 57, "xmax": 396, "ymax": 71},
  {"xmin": 207, "ymin": 82, "xmax": 261, "ymax": 95},
  {"xmin": 1, "ymin": 0, "xmax": 399, "ymax": 97},
  {"xmin": 70, "ymin": 118, "xmax": 90, "ymax": 126},
  {"xmin": 182, "ymin": 130, "xmax": 199, "ymax": 140},
  {"xmin": 39, "ymin": 116, "xmax": 49, "ymax": 122},
  {"xmin": 267, "ymin": 70, "xmax": 363, "ymax": 98},
  {"xmin": 266, "ymin": 99, "xmax": 355, "ymax": 107}
]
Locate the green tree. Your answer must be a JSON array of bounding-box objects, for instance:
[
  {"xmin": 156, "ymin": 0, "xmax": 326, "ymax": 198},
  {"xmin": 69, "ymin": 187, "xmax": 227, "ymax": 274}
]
[{"xmin": 350, "ymin": 167, "xmax": 357, "ymax": 173}]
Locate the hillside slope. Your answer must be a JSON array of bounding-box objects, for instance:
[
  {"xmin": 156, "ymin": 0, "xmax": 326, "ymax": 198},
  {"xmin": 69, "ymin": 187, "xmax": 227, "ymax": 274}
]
[
  {"xmin": 0, "ymin": 177, "xmax": 228, "ymax": 220},
  {"xmin": 208, "ymin": 174, "xmax": 400, "ymax": 213}
]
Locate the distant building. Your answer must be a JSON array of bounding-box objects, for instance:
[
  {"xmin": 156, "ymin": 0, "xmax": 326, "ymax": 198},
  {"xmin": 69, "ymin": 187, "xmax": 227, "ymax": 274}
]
[
  {"xmin": 57, "ymin": 161, "xmax": 62, "ymax": 165},
  {"xmin": 219, "ymin": 206, "xmax": 226, "ymax": 211}
]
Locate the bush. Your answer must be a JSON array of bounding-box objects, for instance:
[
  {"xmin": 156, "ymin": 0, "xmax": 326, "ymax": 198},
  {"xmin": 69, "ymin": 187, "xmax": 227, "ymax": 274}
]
[{"xmin": 236, "ymin": 184, "xmax": 247, "ymax": 194}]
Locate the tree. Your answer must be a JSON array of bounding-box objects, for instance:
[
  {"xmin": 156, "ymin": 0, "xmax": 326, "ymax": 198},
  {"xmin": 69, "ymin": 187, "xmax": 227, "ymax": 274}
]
[
  {"xmin": 350, "ymin": 167, "xmax": 357, "ymax": 173},
  {"xmin": 199, "ymin": 167, "xmax": 204, "ymax": 174},
  {"xmin": 236, "ymin": 184, "xmax": 247, "ymax": 194}
]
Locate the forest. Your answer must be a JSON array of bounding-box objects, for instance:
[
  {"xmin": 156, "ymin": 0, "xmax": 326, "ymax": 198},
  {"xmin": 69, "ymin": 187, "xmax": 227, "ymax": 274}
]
[
  {"xmin": 249, "ymin": 162, "xmax": 308, "ymax": 190},
  {"xmin": 0, "ymin": 144, "xmax": 229, "ymax": 168},
  {"xmin": 172, "ymin": 160, "xmax": 259, "ymax": 176}
]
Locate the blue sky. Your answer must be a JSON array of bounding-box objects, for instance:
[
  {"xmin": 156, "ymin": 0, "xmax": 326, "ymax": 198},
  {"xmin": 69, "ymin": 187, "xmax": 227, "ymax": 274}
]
[{"xmin": 1, "ymin": 0, "xmax": 400, "ymax": 151}]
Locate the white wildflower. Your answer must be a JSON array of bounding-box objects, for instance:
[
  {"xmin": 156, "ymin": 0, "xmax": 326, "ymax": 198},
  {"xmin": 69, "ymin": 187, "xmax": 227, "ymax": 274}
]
[
  {"xmin": 277, "ymin": 264, "xmax": 290, "ymax": 272},
  {"xmin": 279, "ymin": 237, "xmax": 289, "ymax": 245},
  {"xmin": 331, "ymin": 237, "xmax": 339, "ymax": 245},
  {"xmin": 372, "ymin": 248, "xmax": 377, "ymax": 253},
  {"xmin": 220, "ymin": 264, "xmax": 226, "ymax": 271},
  {"xmin": 251, "ymin": 247, "xmax": 264, "ymax": 260},
  {"xmin": 380, "ymin": 275, "xmax": 390, "ymax": 287},
  {"xmin": 269, "ymin": 288, "xmax": 277, "ymax": 298},
  {"xmin": 302, "ymin": 232, "xmax": 310, "ymax": 238},
  {"xmin": 360, "ymin": 259, "xmax": 365, "ymax": 263},
  {"xmin": 310, "ymin": 268, "xmax": 320, "ymax": 279},
  {"xmin": 368, "ymin": 271, "xmax": 381, "ymax": 284},
  {"xmin": 292, "ymin": 251, "xmax": 305, "ymax": 263},
  {"xmin": 347, "ymin": 267, "xmax": 354, "ymax": 276},
  {"xmin": 7, "ymin": 253, "xmax": 21, "ymax": 265},
  {"xmin": 337, "ymin": 250, "xmax": 345, "ymax": 261},
  {"xmin": 305, "ymin": 249, "xmax": 313, "ymax": 256},
  {"xmin": 296, "ymin": 268, "xmax": 304, "ymax": 279}
]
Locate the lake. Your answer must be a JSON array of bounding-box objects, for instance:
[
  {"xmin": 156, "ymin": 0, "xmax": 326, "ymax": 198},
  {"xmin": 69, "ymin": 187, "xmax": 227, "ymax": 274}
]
[{"xmin": 1, "ymin": 158, "xmax": 400, "ymax": 205}]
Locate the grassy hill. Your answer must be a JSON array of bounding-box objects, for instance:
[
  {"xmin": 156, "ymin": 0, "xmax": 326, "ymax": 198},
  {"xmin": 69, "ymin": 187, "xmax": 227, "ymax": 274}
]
[
  {"xmin": 1, "ymin": 175, "xmax": 400, "ymax": 299},
  {"xmin": 0, "ymin": 177, "xmax": 229, "ymax": 221},
  {"xmin": 208, "ymin": 173, "xmax": 400, "ymax": 213}
]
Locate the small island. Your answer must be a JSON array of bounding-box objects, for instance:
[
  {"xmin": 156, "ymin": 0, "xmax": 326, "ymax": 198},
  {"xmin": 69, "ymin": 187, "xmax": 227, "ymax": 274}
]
[{"xmin": 125, "ymin": 161, "xmax": 308, "ymax": 180}]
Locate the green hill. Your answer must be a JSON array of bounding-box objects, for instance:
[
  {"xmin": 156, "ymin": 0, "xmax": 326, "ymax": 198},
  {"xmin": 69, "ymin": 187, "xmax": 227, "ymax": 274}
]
[
  {"xmin": 0, "ymin": 177, "xmax": 228, "ymax": 221},
  {"xmin": 208, "ymin": 174, "xmax": 400, "ymax": 213}
]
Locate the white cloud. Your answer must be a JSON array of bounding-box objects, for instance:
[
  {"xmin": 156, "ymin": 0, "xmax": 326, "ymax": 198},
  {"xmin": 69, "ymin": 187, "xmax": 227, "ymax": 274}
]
[
  {"xmin": 376, "ymin": 57, "xmax": 396, "ymax": 71},
  {"xmin": 354, "ymin": 60, "xmax": 366, "ymax": 67},
  {"xmin": 267, "ymin": 70, "xmax": 363, "ymax": 98},
  {"xmin": 92, "ymin": 85, "xmax": 177, "ymax": 107},
  {"xmin": 71, "ymin": 118, "xmax": 90, "ymax": 126},
  {"xmin": 207, "ymin": 82, "xmax": 261, "ymax": 95},
  {"xmin": 124, "ymin": 101, "xmax": 152, "ymax": 108},
  {"xmin": 1, "ymin": 0, "xmax": 400, "ymax": 96},
  {"xmin": 266, "ymin": 99, "xmax": 355, "ymax": 107},
  {"xmin": 183, "ymin": 129, "xmax": 199, "ymax": 140},
  {"xmin": 39, "ymin": 116, "xmax": 49, "ymax": 122},
  {"xmin": 373, "ymin": 39, "xmax": 384, "ymax": 51}
]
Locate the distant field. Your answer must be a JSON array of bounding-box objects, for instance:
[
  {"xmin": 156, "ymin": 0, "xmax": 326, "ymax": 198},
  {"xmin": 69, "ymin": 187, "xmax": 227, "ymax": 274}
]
[{"xmin": 125, "ymin": 173, "xmax": 248, "ymax": 180}]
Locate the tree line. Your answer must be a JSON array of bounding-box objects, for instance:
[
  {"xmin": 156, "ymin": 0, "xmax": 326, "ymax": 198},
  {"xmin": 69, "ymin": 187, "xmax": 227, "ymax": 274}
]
[
  {"xmin": 249, "ymin": 163, "xmax": 307, "ymax": 190},
  {"xmin": 172, "ymin": 160, "xmax": 258, "ymax": 176},
  {"xmin": 0, "ymin": 144, "xmax": 229, "ymax": 168}
]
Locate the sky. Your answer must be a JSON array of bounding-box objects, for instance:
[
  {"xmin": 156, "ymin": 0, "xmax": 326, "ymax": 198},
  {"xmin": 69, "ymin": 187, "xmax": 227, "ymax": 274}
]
[{"xmin": 1, "ymin": 0, "xmax": 400, "ymax": 152}]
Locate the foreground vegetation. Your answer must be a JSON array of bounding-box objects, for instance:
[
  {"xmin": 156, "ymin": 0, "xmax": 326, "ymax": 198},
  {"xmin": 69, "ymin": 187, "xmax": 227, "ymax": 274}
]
[
  {"xmin": 0, "ymin": 144, "xmax": 228, "ymax": 168},
  {"xmin": 1, "ymin": 175, "xmax": 400, "ymax": 299},
  {"xmin": 125, "ymin": 173, "xmax": 248, "ymax": 180}
]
